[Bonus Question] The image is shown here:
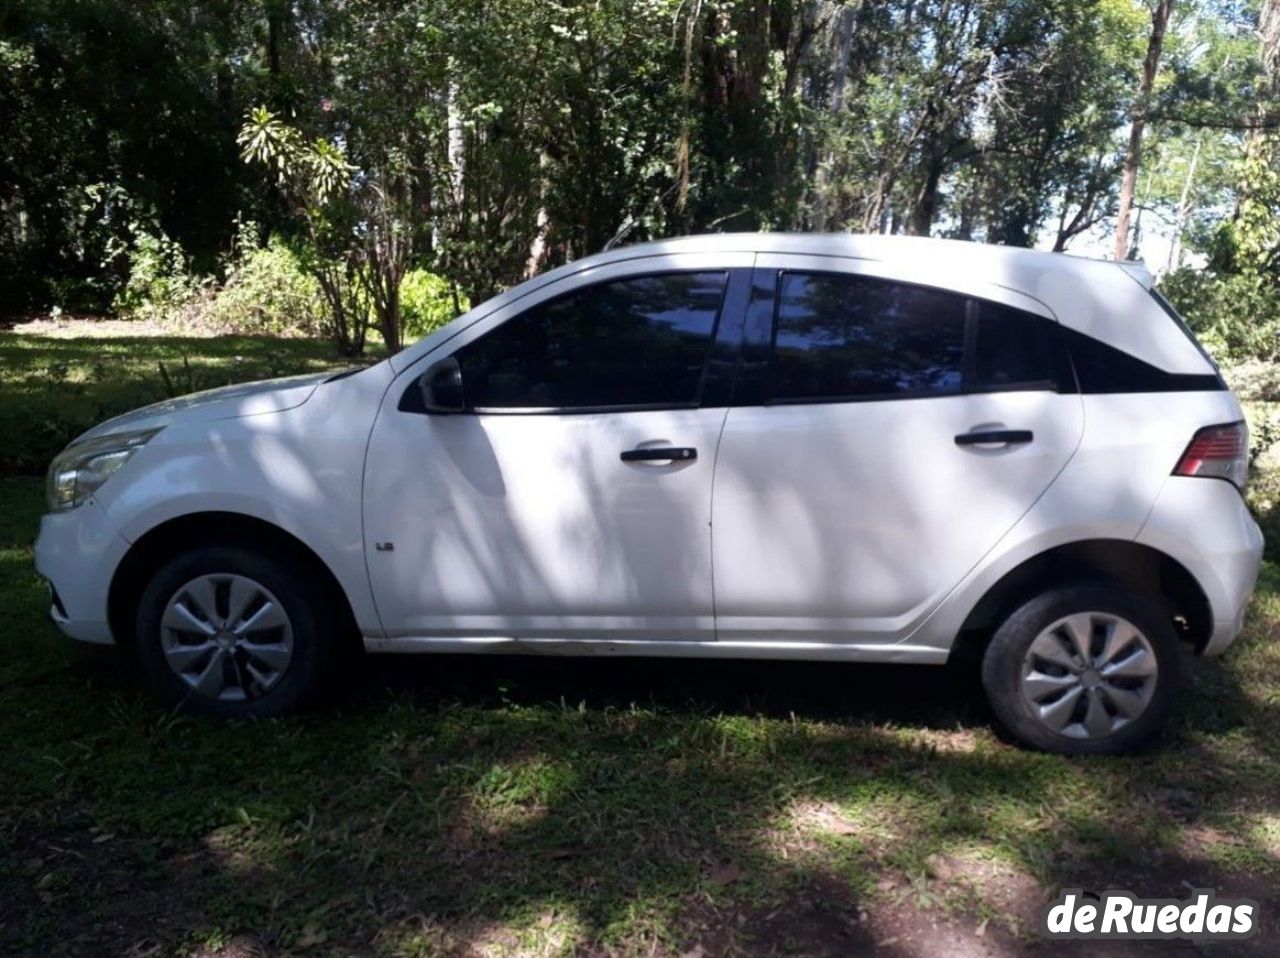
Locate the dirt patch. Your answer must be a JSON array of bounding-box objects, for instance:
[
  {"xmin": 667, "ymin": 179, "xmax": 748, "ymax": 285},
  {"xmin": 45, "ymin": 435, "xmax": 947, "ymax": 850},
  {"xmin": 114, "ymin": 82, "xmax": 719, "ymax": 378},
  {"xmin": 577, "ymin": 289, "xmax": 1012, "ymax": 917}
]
[
  {"xmin": 673, "ymin": 873, "xmax": 875, "ymax": 957},
  {"xmin": 0, "ymin": 811, "xmax": 248, "ymax": 957},
  {"xmin": 4, "ymin": 803, "xmax": 1278, "ymax": 957},
  {"xmin": 667, "ymin": 846, "xmax": 1278, "ymax": 958},
  {"xmin": 673, "ymin": 870, "xmax": 1045, "ymax": 958},
  {"xmin": 3, "ymin": 316, "xmax": 222, "ymax": 339}
]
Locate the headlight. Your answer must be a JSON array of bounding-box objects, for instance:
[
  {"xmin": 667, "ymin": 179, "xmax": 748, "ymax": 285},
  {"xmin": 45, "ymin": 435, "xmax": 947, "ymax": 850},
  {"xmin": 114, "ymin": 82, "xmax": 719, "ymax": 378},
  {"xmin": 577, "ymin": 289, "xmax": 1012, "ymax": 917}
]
[{"xmin": 45, "ymin": 428, "xmax": 162, "ymax": 513}]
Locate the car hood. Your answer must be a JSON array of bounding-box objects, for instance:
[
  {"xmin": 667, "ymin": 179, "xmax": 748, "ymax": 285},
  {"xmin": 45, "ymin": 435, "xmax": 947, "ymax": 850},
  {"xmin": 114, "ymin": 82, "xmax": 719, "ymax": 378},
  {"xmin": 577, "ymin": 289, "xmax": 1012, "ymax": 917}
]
[{"xmin": 74, "ymin": 370, "xmax": 337, "ymax": 444}]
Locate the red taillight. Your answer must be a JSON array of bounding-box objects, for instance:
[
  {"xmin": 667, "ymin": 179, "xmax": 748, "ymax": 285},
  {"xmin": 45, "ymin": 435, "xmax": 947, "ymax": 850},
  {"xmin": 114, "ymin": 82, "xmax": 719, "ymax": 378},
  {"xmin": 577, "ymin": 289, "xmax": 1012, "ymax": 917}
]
[{"xmin": 1173, "ymin": 421, "xmax": 1248, "ymax": 491}]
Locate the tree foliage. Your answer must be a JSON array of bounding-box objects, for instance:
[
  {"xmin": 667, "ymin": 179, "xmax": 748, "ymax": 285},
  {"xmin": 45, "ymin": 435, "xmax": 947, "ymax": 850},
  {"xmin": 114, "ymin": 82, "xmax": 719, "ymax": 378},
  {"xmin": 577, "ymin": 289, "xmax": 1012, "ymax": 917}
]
[{"xmin": 2, "ymin": 0, "xmax": 1278, "ymax": 357}]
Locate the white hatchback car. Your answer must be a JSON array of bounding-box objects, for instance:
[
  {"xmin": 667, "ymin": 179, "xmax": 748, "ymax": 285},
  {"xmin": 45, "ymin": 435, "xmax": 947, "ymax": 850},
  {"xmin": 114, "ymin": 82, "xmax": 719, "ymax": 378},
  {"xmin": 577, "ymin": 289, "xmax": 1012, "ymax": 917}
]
[{"xmin": 35, "ymin": 234, "xmax": 1263, "ymax": 753}]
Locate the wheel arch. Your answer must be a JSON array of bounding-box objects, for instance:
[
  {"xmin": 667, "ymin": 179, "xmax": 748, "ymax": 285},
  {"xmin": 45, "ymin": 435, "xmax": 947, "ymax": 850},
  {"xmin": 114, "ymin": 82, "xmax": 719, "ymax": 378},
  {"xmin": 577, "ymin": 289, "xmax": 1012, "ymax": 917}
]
[
  {"xmin": 951, "ymin": 539, "xmax": 1212, "ymax": 661},
  {"xmin": 108, "ymin": 511, "xmax": 360, "ymax": 648}
]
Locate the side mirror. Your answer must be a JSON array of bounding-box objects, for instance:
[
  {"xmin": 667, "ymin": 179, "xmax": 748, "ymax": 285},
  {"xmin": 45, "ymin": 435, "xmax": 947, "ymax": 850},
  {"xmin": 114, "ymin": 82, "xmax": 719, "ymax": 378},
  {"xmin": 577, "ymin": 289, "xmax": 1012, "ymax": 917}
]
[{"xmin": 419, "ymin": 357, "xmax": 466, "ymax": 414}]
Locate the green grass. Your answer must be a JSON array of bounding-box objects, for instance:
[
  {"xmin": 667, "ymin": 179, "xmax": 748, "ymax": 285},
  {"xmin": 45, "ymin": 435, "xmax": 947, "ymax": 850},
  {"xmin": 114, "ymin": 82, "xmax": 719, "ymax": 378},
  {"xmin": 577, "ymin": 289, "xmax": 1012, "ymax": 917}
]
[
  {"xmin": 1, "ymin": 332, "xmax": 1279, "ymax": 955},
  {"xmin": 0, "ymin": 330, "xmax": 368, "ymax": 475}
]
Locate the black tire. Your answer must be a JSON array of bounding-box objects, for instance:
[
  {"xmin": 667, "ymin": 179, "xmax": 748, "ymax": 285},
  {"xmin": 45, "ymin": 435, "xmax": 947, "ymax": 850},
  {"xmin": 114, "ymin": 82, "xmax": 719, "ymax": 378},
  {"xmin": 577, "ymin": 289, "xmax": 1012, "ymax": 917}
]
[
  {"xmin": 980, "ymin": 583, "xmax": 1182, "ymax": 755},
  {"xmin": 135, "ymin": 544, "xmax": 346, "ymax": 718}
]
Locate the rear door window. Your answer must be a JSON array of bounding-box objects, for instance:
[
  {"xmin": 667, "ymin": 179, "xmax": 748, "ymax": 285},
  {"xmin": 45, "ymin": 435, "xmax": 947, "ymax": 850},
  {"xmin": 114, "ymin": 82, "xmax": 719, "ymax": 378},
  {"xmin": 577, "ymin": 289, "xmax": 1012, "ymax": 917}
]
[
  {"xmin": 970, "ymin": 300, "xmax": 1066, "ymax": 392},
  {"xmin": 771, "ymin": 272, "xmax": 967, "ymax": 401}
]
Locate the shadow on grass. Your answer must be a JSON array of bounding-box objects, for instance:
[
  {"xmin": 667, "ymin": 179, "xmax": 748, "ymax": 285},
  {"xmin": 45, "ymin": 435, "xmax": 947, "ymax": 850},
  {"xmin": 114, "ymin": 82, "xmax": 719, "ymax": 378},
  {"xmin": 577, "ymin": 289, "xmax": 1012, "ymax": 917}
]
[
  {"xmin": 3, "ymin": 630, "xmax": 1277, "ymax": 957},
  {"xmin": 365, "ymin": 651, "xmax": 994, "ymax": 730},
  {"xmin": 3, "ymin": 473, "xmax": 1278, "ymax": 956}
]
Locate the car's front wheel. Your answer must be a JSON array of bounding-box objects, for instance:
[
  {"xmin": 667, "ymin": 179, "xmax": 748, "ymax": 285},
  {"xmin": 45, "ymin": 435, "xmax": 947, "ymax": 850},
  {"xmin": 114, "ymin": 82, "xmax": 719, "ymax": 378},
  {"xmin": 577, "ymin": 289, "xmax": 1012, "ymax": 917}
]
[
  {"xmin": 135, "ymin": 545, "xmax": 343, "ymax": 717},
  {"xmin": 981, "ymin": 584, "xmax": 1182, "ymax": 755}
]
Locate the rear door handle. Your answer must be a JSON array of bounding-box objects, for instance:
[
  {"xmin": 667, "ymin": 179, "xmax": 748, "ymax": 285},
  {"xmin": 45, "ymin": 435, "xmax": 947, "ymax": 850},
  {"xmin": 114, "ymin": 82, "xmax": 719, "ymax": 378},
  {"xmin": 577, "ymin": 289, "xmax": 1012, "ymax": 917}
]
[
  {"xmin": 955, "ymin": 429, "xmax": 1034, "ymax": 446},
  {"xmin": 621, "ymin": 447, "xmax": 697, "ymax": 462}
]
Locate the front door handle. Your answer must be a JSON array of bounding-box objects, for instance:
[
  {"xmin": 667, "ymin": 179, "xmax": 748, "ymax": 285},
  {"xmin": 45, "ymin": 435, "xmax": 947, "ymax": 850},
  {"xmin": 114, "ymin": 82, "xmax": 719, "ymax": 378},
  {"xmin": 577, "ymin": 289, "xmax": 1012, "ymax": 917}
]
[
  {"xmin": 955, "ymin": 429, "xmax": 1034, "ymax": 446},
  {"xmin": 621, "ymin": 447, "xmax": 697, "ymax": 462}
]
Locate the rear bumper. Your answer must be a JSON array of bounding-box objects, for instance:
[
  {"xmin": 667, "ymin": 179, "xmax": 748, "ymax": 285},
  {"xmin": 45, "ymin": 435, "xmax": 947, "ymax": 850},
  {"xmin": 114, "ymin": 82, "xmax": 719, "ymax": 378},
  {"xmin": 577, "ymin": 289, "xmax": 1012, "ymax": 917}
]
[
  {"xmin": 1204, "ymin": 600, "xmax": 1252, "ymax": 657},
  {"xmin": 33, "ymin": 502, "xmax": 131, "ymax": 646},
  {"xmin": 1136, "ymin": 477, "xmax": 1263, "ymax": 657}
]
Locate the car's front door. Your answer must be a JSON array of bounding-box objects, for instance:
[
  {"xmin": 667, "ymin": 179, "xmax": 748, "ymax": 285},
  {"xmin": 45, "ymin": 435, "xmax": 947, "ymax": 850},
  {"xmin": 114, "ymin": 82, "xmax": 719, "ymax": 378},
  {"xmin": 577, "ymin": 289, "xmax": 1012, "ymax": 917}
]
[
  {"xmin": 364, "ymin": 257, "xmax": 752, "ymax": 644},
  {"xmin": 711, "ymin": 258, "xmax": 1085, "ymax": 648}
]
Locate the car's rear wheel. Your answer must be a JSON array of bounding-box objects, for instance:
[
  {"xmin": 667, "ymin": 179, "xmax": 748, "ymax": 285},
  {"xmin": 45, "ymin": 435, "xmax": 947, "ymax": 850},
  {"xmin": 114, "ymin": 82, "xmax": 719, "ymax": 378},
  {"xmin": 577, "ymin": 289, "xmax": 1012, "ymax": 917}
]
[
  {"xmin": 981, "ymin": 584, "xmax": 1182, "ymax": 754},
  {"xmin": 135, "ymin": 545, "xmax": 343, "ymax": 717}
]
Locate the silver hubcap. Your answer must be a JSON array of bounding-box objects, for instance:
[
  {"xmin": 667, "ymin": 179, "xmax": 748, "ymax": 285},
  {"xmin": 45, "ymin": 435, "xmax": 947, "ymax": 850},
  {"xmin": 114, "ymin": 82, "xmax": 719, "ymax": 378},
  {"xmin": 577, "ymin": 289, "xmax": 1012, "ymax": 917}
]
[
  {"xmin": 160, "ymin": 573, "xmax": 294, "ymax": 702},
  {"xmin": 1020, "ymin": 612, "xmax": 1158, "ymax": 740}
]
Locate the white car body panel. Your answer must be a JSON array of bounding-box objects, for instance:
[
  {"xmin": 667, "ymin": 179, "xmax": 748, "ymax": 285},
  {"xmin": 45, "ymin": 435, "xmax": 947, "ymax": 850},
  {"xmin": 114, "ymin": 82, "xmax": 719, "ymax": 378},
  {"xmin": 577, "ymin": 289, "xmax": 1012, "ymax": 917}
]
[
  {"xmin": 32, "ymin": 233, "xmax": 1262, "ymax": 676},
  {"xmin": 710, "ymin": 253, "xmax": 1086, "ymax": 646},
  {"xmin": 364, "ymin": 251, "xmax": 753, "ymax": 642},
  {"xmin": 908, "ymin": 392, "xmax": 1257, "ymax": 654},
  {"xmin": 713, "ymin": 390, "xmax": 1084, "ymax": 644},
  {"xmin": 74, "ymin": 370, "xmax": 335, "ymax": 442},
  {"xmin": 35, "ymin": 501, "xmax": 128, "ymax": 644},
  {"xmin": 363, "ymin": 407, "xmax": 727, "ymax": 641},
  {"xmin": 1136, "ymin": 478, "xmax": 1263, "ymax": 656},
  {"xmin": 35, "ymin": 364, "xmax": 396, "ymax": 638}
]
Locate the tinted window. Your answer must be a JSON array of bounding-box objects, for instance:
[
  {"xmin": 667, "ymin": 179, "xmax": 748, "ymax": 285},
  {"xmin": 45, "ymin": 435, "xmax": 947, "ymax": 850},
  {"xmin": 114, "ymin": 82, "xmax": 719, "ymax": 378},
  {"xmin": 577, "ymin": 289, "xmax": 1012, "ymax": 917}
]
[
  {"xmin": 456, "ymin": 272, "xmax": 727, "ymax": 410},
  {"xmin": 772, "ymin": 272, "xmax": 966, "ymax": 401},
  {"xmin": 971, "ymin": 301, "xmax": 1064, "ymax": 391},
  {"xmin": 1063, "ymin": 326, "xmax": 1224, "ymax": 394}
]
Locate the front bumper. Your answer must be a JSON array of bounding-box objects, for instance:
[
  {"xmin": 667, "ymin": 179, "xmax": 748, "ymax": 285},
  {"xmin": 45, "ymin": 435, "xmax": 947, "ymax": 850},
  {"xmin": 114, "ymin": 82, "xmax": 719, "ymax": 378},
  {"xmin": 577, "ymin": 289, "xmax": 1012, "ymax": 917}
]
[
  {"xmin": 1136, "ymin": 476, "xmax": 1264, "ymax": 657},
  {"xmin": 33, "ymin": 501, "xmax": 131, "ymax": 646}
]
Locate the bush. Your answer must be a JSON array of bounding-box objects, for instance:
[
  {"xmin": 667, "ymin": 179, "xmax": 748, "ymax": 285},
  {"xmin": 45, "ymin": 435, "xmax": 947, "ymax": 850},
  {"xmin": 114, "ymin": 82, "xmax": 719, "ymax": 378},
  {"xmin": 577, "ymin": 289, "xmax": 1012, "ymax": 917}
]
[
  {"xmin": 1247, "ymin": 466, "xmax": 1280, "ymax": 563},
  {"xmin": 110, "ymin": 221, "xmax": 326, "ymax": 338},
  {"xmin": 400, "ymin": 269, "xmax": 466, "ymax": 340},
  {"xmin": 1159, "ymin": 269, "xmax": 1280, "ymax": 363},
  {"xmin": 1221, "ymin": 359, "xmax": 1280, "ymax": 404},
  {"xmin": 198, "ymin": 229, "xmax": 325, "ymax": 337},
  {"xmin": 101, "ymin": 219, "xmax": 461, "ymax": 349},
  {"xmin": 1222, "ymin": 360, "xmax": 1280, "ymax": 562},
  {"xmin": 111, "ymin": 228, "xmax": 200, "ymax": 320}
]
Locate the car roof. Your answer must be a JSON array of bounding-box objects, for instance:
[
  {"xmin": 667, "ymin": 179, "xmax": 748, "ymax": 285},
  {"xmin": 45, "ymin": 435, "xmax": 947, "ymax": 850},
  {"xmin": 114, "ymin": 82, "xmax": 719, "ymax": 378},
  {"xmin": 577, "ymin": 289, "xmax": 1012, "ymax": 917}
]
[{"xmin": 596, "ymin": 232, "xmax": 1154, "ymax": 289}]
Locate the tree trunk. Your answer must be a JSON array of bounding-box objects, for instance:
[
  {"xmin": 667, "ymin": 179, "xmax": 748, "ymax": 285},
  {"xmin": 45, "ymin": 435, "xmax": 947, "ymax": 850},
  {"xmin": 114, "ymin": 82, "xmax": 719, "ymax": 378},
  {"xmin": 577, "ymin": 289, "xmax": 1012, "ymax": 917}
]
[
  {"xmin": 907, "ymin": 151, "xmax": 945, "ymax": 236},
  {"xmin": 1114, "ymin": 0, "xmax": 1174, "ymax": 261},
  {"xmin": 1262, "ymin": 0, "xmax": 1280, "ymax": 82},
  {"xmin": 525, "ymin": 153, "xmax": 550, "ymax": 278},
  {"xmin": 446, "ymin": 74, "xmax": 465, "ymax": 211},
  {"xmin": 811, "ymin": 3, "xmax": 858, "ymax": 231},
  {"xmin": 1167, "ymin": 134, "xmax": 1203, "ymax": 272},
  {"xmin": 265, "ymin": 0, "xmax": 289, "ymax": 86},
  {"xmin": 380, "ymin": 281, "xmax": 402, "ymax": 354},
  {"xmin": 1230, "ymin": 0, "xmax": 1280, "ymax": 234}
]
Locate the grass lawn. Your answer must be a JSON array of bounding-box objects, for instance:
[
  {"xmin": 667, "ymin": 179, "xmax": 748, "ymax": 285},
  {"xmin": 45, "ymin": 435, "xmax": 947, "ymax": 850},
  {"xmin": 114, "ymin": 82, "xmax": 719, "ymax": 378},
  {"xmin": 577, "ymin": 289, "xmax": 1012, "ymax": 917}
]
[
  {"xmin": 0, "ymin": 323, "xmax": 369, "ymax": 475},
  {"xmin": 2, "ymin": 328, "xmax": 1280, "ymax": 956}
]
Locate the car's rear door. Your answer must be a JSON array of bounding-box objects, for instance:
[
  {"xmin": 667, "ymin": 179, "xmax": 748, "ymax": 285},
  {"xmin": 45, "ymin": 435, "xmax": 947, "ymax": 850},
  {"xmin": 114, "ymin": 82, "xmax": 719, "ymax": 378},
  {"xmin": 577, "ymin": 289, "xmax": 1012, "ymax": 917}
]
[
  {"xmin": 364, "ymin": 255, "xmax": 753, "ymax": 644},
  {"xmin": 711, "ymin": 256, "xmax": 1085, "ymax": 648}
]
